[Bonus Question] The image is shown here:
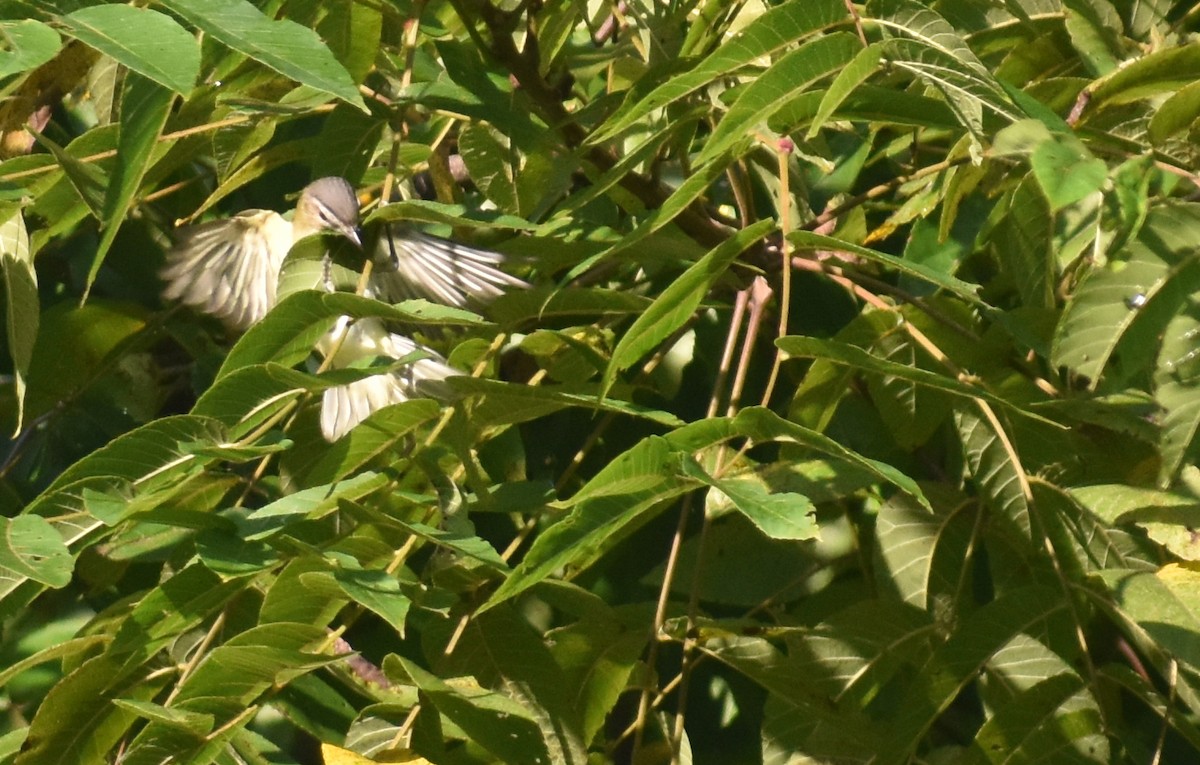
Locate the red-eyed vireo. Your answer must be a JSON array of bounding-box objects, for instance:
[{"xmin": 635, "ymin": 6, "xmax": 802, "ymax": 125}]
[{"xmin": 160, "ymin": 176, "xmax": 526, "ymax": 440}]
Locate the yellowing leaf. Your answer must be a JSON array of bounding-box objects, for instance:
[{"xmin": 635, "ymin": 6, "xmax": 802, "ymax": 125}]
[{"xmin": 320, "ymin": 742, "xmax": 433, "ymax": 764}]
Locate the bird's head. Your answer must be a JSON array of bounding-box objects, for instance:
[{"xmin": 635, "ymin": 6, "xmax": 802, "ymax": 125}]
[{"xmin": 294, "ymin": 176, "xmax": 362, "ymax": 245}]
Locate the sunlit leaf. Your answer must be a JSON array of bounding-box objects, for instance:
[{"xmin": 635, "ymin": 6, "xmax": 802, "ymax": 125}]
[{"xmin": 59, "ymin": 6, "xmax": 198, "ymax": 94}]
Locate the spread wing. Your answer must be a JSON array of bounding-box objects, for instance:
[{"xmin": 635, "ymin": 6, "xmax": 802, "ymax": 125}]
[
  {"xmin": 161, "ymin": 210, "xmax": 293, "ymax": 331},
  {"xmin": 369, "ymin": 225, "xmax": 528, "ymax": 308},
  {"xmin": 318, "ymin": 317, "xmax": 457, "ymax": 441}
]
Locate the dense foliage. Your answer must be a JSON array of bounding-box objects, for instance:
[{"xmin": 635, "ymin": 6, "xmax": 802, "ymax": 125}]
[{"xmin": 4, "ymin": 0, "xmax": 1200, "ymax": 762}]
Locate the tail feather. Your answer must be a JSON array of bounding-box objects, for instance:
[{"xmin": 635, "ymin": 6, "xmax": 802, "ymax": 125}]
[{"xmin": 318, "ymin": 317, "xmax": 458, "ymax": 441}]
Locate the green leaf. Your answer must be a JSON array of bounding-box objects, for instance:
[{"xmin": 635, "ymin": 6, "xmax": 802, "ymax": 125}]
[
  {"xmin": 392, "ymin": 520, "xmax": 508, "ymax": 570},
  {"xmin": 447, "ymin": 377, "xmax": 683, "ymax": 429},
  {"xmin": 536, "ymin": 584, "xmax": 645, "ymax": 743},
  {"xmin": 396, "ymin": 658, "xmax": 553, "ymax": 764},
  {"xmin": 1098, "ymin": 565, "xmax": 1200, "ymax": 673},
  {"xmin": 85, "ymin": 72, "xmax": 174, "ymax": 299},
  {"xmin": 432, "ymin": 38, "xmax": 545, "ymax": 150},
  {"xmin": 191, "ymin": 363, "xmax": 310, "ymax": 434},
  {"xmin": 695, "ymin": 33, "xmax": 861, "ymax": 166},
  {"xmin": 1052, "ymin": 204, "xmax": 1200, "ymax": 387},
  {"xmin": 467, "ymin": 607, "xmax": 588, "ymax": 764},
  {"xmin": 869, "ymin": 0, "xmax": 1020, "ymax": 151},
  {"xmin": 808, "ymin": 42, "xmax": 884, "ymax": 137},
  {"xmin": 58, "ymin": 6, "xmax": 199, "ymax": 94},
  {"xmin": 1154, "ymin": 305, "xmax": 1200, "ymax": 486},
  {"xmin": 31, "ymin": 415, "xmax": 226, "ymax": 502},
  {"xmin": 0, "ymin": 635, "xmax": 107, "ymax": 690},
  {"xmin": 290, "ymin": 399, "xmax": 442, "ymax": 487},
  {"xmin": 776, "ymin": 335, "xmax": 1055, "ymax": 425},
  {"xmin": 702, "ymin": 631, "xmax": 886, "ymax": 760},
  {"xmin": 108, "ymin": 564, "xmax": 250, "ymax": 657},
  {"xmin": 364, "ymin": 199, "xmax": 539, "ymax": 231},
  {"xmin": 312, "ymin": 106, "xmax": 386, "ymax": 181},
  {"xmin": 259, "ymin": 558, "xmax": 346, "ymax": 626},
  {"xmin": 1, "ymin": 210, "xmax": 36, "ymax": 434},
  {"xmin": 33, "ymin": 132, "xmax": 107, "ymax": 219},
  {"xmin": 460, "ymin": 122, "xmax": 521, "ymax": 213},
  {"xmin": 15, "ymin": 656, "xmax": 164, "ymax": 765},
  {"xmin": 0, "ymin": 515, "xmax": 72, "ymax": 597},
  {"xmin": 592, "ymin": 0, "xmax": 849, "ymax": 141},
  {"xmin": 110, "ymin": 700, "xmax": 214, "ymax": 735},
  {"xmin": 732, "ymin": 407, "xmax": 929, "ymax": 509},
  {"xmin": 218, "ymin": 291, "xmax": 481, "ymax": 379},
  {"xmin": 602, "ymin": 219, "xmax": 774, "ymax": 396},
  {"xmin": 1101, "ymin": 664, "xmax": 1200, "ymax": 753},
  {"xmin": 0, "ymin": 20, "xmax": 61, "ymax": 79},
  {"xmin": 878, "ymin": 586, "xmax": 1070, "ymax": 765},
  {"xmin": 330, "ymin": 557, "xmax": 411, "ymax": 635},
  {"xmin": 1088, "ymin": 43, "xmax": 1200, "ymax": 112},
  {"xmin": 239, "ymin": 472, "xmax": 388, "ymax": 540},
  {"xmin": 1068, "ymin": 483, "xmax": 1199, "ymax": 524},
  {"xmin": 1149, "ymin": 80, "xmax": 1200, "ymax": 143},
  {"xmin": 682, "ymin": 458, "xmax": 818, "ymax": 540},
  {"xmin": 481, "ymin": 436, "xmax": 698, "ymax": 611},
  {"xmin": 194, "ymin": 529, "xmax": 278, "ymax": 575},
  {"xmin": 1030, "ymin": 139, "xmax": 1107, "ymax": 212},
  {"xmin": 188, "ymin": 137, "xmax": 322, "ymax": 219},
  {"xmin": 1062, "ymin": 1, "xmax": 1120, "ymax": 77},
  {"xmin": 966, "ymin": 674, "xmax": 1106, "ymax": 764},
  {"xmin": 119, "ymin": 623, "xmax": 332, "ymax": 761},
  {"xmin": 319, "ymin": 0, "xmax": 381, "ymax": 83},
  {"xmin": 993, "ymin": 176, "xmax": 1055, "ymax": 309},
  {"xmin": 489, "ymin": 287, "xmax": 652, "ymax": 326},
  {"xmin": 159, "ymin": 0, "xmax": 366, "ymax": 110},
  {"xmin": 955, "ymin": 404, "xmax": 1030, "ymax": 537},
  {"xmin": 578, "ymin": 152, "xmax": 737, "ymax": 273},
  {"xmin": 874, "ymin": 491, "xmax": 977, "ymax": 611},
  {"xmin": 788, "ymin": 231, "xmax": 985, "ymax": 305}
]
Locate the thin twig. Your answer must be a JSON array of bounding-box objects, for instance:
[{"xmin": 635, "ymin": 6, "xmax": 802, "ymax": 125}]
[
  {"xmin": 759, "ymin": 139, "xmax": 794, "ymax": 408},
  {"xmin": 843, "ymin": 0, "xmax": 869, "ymax": 46}
]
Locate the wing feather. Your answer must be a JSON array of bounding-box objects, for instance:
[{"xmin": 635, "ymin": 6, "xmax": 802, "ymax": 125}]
[
  {"xmin": 370, "ymin": 226, "xmax": 528, "ymax": 308},
  {"xmin": 161, "ymin": 210, "xmax": 293, "ymax": 330}
]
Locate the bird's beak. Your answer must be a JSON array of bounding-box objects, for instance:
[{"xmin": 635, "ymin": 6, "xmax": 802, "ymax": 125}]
[{"xmin": 341, "ymin": 225, "xmax": 363, "ymax": 248}]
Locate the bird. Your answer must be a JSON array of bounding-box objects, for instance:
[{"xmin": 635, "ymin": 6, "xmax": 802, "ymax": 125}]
[
  {"xmin": 160, "ymin": 176, "xmax": 526, "ymax": 440},
  {"xmin": 161, "ymin": 177, "xmax": 363, "ymax": 332}
]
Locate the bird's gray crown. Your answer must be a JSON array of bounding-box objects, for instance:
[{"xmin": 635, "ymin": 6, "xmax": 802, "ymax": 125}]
[{"xmin": 303, "ymin": 176, "xmax": 360, "ymax": 227}]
